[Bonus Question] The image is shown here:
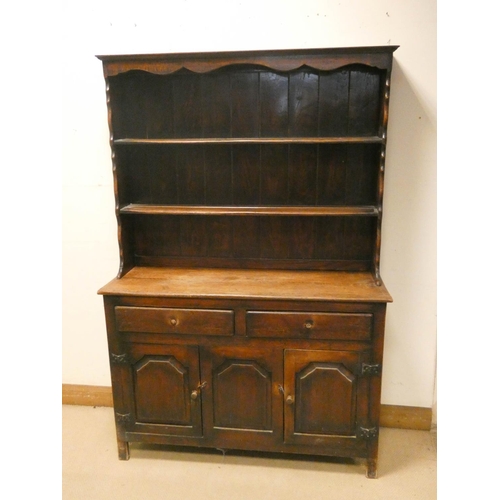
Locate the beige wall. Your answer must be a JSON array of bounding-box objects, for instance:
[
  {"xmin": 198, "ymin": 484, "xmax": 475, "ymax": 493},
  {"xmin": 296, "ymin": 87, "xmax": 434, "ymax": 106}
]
[{"xmin": 62, "ymin": 0, "xmax": 436, "ymax": 409}]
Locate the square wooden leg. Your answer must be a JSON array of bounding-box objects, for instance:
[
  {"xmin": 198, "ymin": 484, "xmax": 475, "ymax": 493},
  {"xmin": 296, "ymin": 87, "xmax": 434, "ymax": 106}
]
[
  {"xmin": 366, "ymin": 458, "xmax": 377, "ymax": 478},
  {"xmin": 117, "ymin": 438, "xmax": 130, "ymax": 460}
]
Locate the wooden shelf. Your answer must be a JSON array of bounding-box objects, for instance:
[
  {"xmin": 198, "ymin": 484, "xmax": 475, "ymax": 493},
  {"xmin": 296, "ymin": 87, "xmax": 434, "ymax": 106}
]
[
  {"xmin": 114, "ymin": 136, "xmax": 384, "ymax": 145},
  {"xmin": 120, "ymin": 204, "xmax": 380, "ymax": 216}
]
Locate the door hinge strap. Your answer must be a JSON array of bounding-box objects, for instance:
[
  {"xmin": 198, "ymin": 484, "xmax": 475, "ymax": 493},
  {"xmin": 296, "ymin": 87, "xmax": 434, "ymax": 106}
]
[
  {"xmin": 110, "ymin": 353, "xmax": 129, "ymax": 364},
  {"xmin": 361, "ymin": 363, "xmax": 382, "ymax": 376},
  {"xmin": 115, "ymin": 412, "xmax": 131, "ymax": 423},
  {"xmin": 357, "ymin": 426, "xmax": 379, "ymax": 440}
]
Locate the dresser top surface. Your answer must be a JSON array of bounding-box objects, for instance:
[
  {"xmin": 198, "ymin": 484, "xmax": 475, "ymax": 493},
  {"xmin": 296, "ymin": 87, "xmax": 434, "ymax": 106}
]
[{"xmin": 98, "ymin": 267, "xmax": 392, "ymax": 303}]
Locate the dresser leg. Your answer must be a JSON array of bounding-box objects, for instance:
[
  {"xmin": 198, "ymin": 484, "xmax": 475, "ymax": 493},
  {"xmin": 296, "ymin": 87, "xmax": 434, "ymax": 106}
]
[
  {"xmin": 117, "ymin": 439, "xmax": 130, "ymax": 460},
  {"xmin": 366, "ymin": 458, "xmax": 377, "ymax": 478}
]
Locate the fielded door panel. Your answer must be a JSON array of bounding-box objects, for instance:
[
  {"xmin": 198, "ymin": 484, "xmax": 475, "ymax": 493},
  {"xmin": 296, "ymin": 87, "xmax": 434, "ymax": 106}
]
[
  {"xmin": 201, "ymin": 346, "xmax": 283, "ymax": 447},
  {"xmin": 123, "ymin": 343, "xmax": 203, "ymax": 437},
  {"xmin": 284, "ymin": 349, "xmax": 369, "ymax": 446}
]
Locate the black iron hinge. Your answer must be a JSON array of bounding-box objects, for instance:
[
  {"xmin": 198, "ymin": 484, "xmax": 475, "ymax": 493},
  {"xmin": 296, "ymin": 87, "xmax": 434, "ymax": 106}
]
[
  {"xmin": 115, "ymin": 412, "xmax": 131, "ymax": 423},
  {"xmin": 110, "ymin": 353, "xmax": 129, "ymax": 364},
  {"xmin": 357, "ymin": 426, "xmax": 379, "ymax": 440},
  {"xmin": 361, "ymin": 363, "xmax": 382, "ymax": 376}
]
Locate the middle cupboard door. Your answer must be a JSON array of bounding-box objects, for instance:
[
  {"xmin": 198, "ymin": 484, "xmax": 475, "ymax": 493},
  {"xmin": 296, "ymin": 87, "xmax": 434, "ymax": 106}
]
[{"xmin": 200, "ymin": 346, "xmax": 283, "ymax": 449}]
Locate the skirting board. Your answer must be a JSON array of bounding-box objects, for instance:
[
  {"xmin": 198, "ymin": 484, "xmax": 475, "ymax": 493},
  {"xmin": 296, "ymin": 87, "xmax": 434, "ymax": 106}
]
[{"xmin": 62, "ymin": 384, "xmax": 432, "ymax": 431}]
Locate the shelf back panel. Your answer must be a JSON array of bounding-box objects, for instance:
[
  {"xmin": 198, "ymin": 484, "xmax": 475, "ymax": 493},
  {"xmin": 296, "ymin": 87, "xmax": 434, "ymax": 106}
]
[
  {"xmin": 124, "ymin": 214, "xmax": 376, "ymax": 271},
  {"xmin": 115, "ymin": 143, "xmax": 380, "ymax": 207},
  {"xmin": 108, "ymin": 65, "xmax": 385, "ymax": 140}
]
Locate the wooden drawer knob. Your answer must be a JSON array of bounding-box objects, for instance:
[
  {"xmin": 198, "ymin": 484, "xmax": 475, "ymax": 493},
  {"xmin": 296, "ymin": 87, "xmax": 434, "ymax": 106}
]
[
  {"xmin": 169, "ymin": 318, "xmax": 178, "ymax": 326},
  {"xmin": 304, "ymin": 320, "xmax": 313, "ymax": 329}
]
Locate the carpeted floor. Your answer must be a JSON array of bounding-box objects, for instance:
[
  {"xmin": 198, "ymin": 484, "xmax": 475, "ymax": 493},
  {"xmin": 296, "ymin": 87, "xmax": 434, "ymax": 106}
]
[{"xmin": 62, "ymin": 405, "xmax": 436, "ymax": 500}]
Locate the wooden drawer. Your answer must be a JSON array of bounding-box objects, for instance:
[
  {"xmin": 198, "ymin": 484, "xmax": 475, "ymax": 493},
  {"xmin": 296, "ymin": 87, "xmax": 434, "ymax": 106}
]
[
  {"xmin": 115, "ymin": 306, "xmax": 234, "ymax": 336},
  {"xmin": 246, "ymin": 311, "xmax": 372, "ymax": 340}
]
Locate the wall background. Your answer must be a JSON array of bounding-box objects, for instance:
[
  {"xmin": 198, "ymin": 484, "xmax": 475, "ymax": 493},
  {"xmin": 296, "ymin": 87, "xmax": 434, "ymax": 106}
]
[{"xmin": 61, "ymin": 0, "xmax": 437, "ymax": 411}]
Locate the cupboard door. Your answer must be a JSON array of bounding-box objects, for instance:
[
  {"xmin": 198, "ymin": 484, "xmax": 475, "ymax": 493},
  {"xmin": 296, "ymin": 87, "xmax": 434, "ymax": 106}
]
[
  {"xmin": 284, "ymin": 349, "xmax": 368, "ymax": 445},
  {"xmin": 201, "ymin": 346, "xmax": 283, "ymax": 447},
  {"xmin": 123, "ymin": 343, "xmax": 203, "ymax": 437}
]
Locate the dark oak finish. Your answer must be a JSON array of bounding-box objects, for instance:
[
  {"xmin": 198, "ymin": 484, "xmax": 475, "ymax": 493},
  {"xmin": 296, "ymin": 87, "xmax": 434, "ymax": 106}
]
[
  {"xmin": 97, "ymin": 46, "xmax": 397, "ymax": 478},
  {"xmin": 122, "ymin": 343, "xmax": 203, "ymax": 437},
  {"xmin": 284, "ymin": 349, "xmax": 370, "ymax": 443},
  {"xmin": 246, "ymin": 311, "xmax": 373, "ymax": 340},
  {"xmin": 201, "ymin": 345, "xmax": 283, "ymax": 448},
  {"xmin": 115, "ymin": 306, "xmax": 234, "ymax": 336}
]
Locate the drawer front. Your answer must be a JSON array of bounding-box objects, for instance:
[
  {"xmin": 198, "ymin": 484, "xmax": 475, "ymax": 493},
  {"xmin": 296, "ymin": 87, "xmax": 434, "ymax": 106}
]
[
  {"xmin": 115, "ymin": 306, "xmax": 234, "ymax": 336},
  {"xmin": 246, "ymin": 311, "xmax": 372, "ymax": 340}
]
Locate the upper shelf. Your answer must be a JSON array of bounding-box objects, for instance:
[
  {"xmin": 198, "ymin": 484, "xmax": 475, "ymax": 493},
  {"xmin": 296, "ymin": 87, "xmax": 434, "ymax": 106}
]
[{"xmin": 114, "ymin": 136, "xmax": 384, "ymax": 145}]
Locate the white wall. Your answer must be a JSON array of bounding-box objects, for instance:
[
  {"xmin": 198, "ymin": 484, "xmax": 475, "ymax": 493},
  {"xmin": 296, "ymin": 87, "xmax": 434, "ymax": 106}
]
[{"xmin": 62, "ymin": 0, "xmax": 437, "ymax": 409}]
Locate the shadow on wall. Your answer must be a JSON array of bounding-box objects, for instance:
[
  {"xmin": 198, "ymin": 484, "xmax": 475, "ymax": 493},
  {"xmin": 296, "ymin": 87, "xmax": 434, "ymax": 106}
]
[{"xmin": 380, "ymin": 59, "xmax": 437, "ymax": 409}]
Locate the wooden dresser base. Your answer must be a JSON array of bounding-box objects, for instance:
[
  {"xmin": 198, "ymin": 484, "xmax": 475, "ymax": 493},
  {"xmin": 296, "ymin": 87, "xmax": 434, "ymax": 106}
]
[{"xmin": 99, "ymin": 267, "xmax": 390, "ymax": 478}]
